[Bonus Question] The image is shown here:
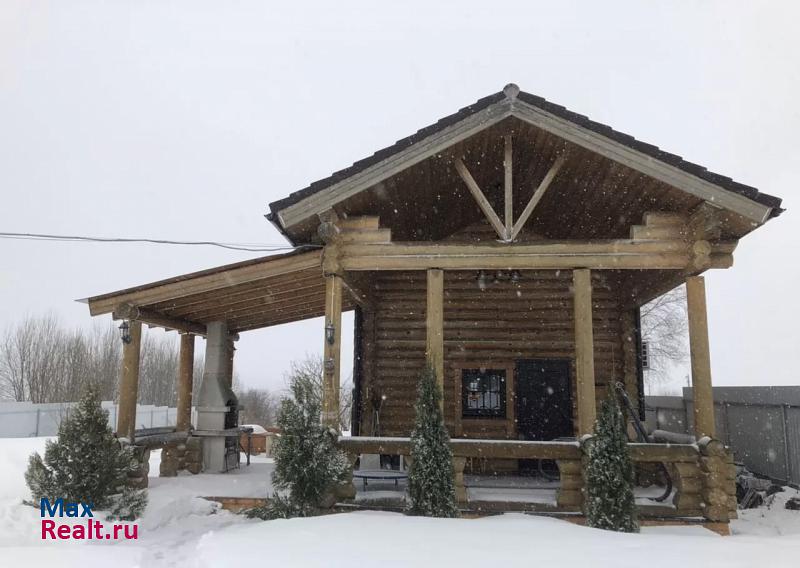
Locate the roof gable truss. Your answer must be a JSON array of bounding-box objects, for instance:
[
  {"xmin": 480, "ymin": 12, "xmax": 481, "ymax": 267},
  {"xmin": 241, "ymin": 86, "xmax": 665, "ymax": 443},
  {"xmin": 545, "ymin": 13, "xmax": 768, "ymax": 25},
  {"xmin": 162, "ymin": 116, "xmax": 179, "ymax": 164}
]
[
  {"xmin": 454, "ymin": 134, "xmax": 567, "ymax": 242},
  {"xmin": 274, "ymin": 93, "xmax": 773, "ymax": 231}
]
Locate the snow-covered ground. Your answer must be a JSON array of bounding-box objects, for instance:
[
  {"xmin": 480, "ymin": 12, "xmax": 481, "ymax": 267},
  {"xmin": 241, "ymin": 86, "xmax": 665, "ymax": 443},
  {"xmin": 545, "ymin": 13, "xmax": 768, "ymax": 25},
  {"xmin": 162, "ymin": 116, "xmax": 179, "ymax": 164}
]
[{"xmin": 0, "ymin": 437, "xmax": 798, "ymax": 567}]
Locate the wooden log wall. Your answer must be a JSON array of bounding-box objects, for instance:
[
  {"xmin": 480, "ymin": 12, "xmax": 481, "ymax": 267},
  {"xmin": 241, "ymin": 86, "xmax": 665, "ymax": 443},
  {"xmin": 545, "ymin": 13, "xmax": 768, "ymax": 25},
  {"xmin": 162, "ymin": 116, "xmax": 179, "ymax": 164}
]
[{"xmin": 359, "ymin": 269, "xmax": 632, "ymax": 437}]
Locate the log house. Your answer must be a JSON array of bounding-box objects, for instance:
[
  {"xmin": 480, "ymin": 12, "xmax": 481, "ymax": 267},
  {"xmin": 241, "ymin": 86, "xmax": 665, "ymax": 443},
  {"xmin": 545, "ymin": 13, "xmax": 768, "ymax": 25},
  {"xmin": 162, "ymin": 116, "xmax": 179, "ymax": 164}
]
[{"xmin": 84, "ymin": 84, "xmax": 783, "ymax": 527}]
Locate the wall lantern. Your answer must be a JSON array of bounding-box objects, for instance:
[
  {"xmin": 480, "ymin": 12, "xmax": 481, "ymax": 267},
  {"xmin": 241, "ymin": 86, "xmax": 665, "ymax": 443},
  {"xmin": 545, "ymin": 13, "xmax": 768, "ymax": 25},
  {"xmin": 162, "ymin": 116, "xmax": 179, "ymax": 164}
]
[
  {"xmin": 119, "ymin": 320, "xmax": 132, "ymax": 344},
  {"xmin": 325, "ymin": 322, "xmax": 336, "ymax": 345},
  {"xmin": 476, "ymin": 270, "xmax": 489, "ymax": 291}
]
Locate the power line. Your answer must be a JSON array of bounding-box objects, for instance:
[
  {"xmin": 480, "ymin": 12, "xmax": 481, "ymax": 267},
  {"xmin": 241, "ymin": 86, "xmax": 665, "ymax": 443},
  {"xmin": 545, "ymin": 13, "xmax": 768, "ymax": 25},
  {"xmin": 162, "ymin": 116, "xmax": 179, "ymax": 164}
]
[{"xmin": 0, "ymin": 232, "xmax": 318, "ymax": 253}]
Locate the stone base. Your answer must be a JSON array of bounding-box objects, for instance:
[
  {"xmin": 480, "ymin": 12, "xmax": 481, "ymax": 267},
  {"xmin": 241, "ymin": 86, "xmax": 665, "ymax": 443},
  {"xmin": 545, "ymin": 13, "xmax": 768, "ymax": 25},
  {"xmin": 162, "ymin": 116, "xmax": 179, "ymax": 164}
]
[
  {"xmin": 127, "ymin": 444, "xmax": 150, "ymax": 489},
  {"xmin": 160, "ymin": 437, "xmax": 203, "ymax": 477}
]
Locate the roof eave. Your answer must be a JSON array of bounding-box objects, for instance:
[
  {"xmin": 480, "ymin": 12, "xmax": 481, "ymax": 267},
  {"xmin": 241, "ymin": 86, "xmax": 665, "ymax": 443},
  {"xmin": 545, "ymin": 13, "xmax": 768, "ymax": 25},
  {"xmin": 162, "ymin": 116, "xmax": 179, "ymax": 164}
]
[{"xmin": 267, "ymin": 85, "xmax": 783, "ymax": 234}]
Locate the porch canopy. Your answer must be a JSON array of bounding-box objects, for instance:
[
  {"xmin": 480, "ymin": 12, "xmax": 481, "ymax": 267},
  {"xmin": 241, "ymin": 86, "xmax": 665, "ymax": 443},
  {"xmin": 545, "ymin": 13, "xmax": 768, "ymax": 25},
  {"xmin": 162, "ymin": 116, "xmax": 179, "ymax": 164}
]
[{"xmin": 85, "ymin": 247, "xmax": 353, "ymax": 335}]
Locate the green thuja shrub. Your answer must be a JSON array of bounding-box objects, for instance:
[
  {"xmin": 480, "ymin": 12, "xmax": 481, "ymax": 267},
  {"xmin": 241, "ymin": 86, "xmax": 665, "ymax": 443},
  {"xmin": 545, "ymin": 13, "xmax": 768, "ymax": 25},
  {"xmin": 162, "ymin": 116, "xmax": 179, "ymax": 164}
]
[
  {"xmin": 261, "ymin": 370, "xmax": 348, "ymax": 519},
  {"xmin": 25, "ymin": 386, "xmax": 146, "ymax": 519},
  {"xmin": 406, "ymin": 364, "xmax": 458, "ymax": 518},
  {"xmin": 585, "ymin": 392, "xmax": 639, "ymax": 533}
]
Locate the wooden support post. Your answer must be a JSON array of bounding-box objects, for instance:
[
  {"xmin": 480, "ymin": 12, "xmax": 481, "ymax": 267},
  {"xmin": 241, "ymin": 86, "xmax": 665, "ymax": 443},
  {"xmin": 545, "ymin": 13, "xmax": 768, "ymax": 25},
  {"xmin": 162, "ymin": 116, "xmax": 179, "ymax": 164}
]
[
  {"xmin": 117, "ymin": 319, "xmax": 142, "ymax": 441},
  {"xmin": 454, "ymin": 157, "xmax": 508, "ymax": 241},
  {"xmin": 322, "ymin": 274, "xmax": 343, "ymax": 428},
  {"xmin": 573, "ymin": 269, "xmax": 596, "ymax": 436},
  {"xmin": 556, "ymin": 458, "xmax": 584, "ymax": 509},
  {"xmin": 511, "ymin": 155, "xmax": 565, "ymax": 241},
  {"xmin": 698, "ymin": 438, "xmax": 732, "ymax": 522},
  {"xmin": 687, "ymin": 276, "xmax": 716, "ymax": 439},
  {"xmin": 504, "ymin": 135, "xmax": 513, "ymax": 238},
  {"xmin": 361, "ymin": 309, "xmax": 378, "ymax": 435},
  {"xmin": 426, "ymin": 269, "xmax": 445, "ymax": 410},
  {"xmin": 453, "ymin": 456, "xmax": 468, "ymax": 504},
  {"xmin": 620, "ymin": 310, "xmax": 641, "ymax": 413},
  {"xmin": 176, "ymin": 333, "xmax": 195, "ymax": 431}
]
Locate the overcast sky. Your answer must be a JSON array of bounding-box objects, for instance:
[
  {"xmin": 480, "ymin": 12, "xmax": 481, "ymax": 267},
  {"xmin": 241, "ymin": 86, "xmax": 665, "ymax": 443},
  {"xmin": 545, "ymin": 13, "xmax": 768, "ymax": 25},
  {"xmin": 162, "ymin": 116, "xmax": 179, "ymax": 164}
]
[{"xmin": 1, "ymin": 1, "xmax": 798, "ymax": 397}]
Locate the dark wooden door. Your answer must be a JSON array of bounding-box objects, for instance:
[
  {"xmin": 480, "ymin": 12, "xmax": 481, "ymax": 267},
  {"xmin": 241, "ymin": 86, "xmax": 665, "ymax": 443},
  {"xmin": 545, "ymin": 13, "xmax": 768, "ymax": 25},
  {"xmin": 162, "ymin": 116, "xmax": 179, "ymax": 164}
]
[{"xmin": 515, "ymin": 359, "xmax": 573, "ymax": 441}]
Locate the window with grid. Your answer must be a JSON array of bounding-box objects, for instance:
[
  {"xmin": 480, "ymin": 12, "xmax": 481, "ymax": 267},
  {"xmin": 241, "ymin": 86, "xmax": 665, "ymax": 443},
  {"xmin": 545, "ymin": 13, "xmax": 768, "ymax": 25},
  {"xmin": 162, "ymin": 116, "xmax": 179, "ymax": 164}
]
[{"xmin": 461, "ymin": 368, "xmax": 506, "ymax": 418}]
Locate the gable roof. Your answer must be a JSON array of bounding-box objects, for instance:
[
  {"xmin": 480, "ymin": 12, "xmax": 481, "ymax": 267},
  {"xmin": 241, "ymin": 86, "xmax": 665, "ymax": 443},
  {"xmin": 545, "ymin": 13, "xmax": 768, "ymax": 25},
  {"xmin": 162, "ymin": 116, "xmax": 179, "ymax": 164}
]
[{"xmin": 267, "ymin": 84, "xmax": 783, "ymax": 240}]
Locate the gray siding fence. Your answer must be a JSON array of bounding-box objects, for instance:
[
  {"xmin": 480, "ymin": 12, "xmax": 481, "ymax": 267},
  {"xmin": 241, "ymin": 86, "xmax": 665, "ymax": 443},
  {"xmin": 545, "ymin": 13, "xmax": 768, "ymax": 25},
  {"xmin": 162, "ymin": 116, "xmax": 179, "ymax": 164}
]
[
  {"xmin": 0, "ymin": 400, "xmax": 195, "ymax": 438},
  {"xmin": 646, "ymin": 386, "xmax": 800, "ymax": 487}
]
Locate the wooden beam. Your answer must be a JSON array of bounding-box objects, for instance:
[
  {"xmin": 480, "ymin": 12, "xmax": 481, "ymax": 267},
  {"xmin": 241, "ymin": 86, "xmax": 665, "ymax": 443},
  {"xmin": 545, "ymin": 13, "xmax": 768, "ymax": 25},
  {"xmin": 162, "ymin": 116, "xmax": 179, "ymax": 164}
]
[
  {"xmin": 426, "ymin": 269, "xmax": 445, "ymax": 409},
  {"xmin": 159, "ymin": 271, "xmax": 325, "ymax": 315},
  {"xmin": 336, "ymin": 436, "xmax": 583, "ymax": 460},
  {"xmin": 338, "ymin": 216, "xmax": 380, "ymax": 230},
  {"xmin": 176, "ymin": 279, "xmax": 326, "ymax": 320},
  {"xmin": 179, "ymin": 288, "xmax": 328, "ymax": 322},
  {"xmin": 620, "ymin": 240, "xmax": 738, "ymax": 309},
  {"xmin": 686, "ymin": 276, "xmax": 715, "ymax": 438},
  {"xmin": 504, "ymin": 135, "xmax": 513, "ymax": 238},
  {"xmin": 511, "ymin": 100, "xmax": 773, "ymax": 223},
  {"xmin": 113, "ymin": 303, "xmax": 207, "ymax": 336},
  {"xmin": 89, "ymin": 250, "xmax": 323, "ymax": 316},
  {"xmin": 337, "ymin": 437, "xmax": 707, "ymax": 461},
  {"xmin": 226, "ymin": 296, "xmax": 357, "ymax": 332},
  {"xmin": 117, "ymin": 320, "xmax": 142, "ymax": 441},
  {"xmin": 628, "ymin": 443, "xmax": 699, "ymax": 463},
  {"xmin": 276, "ymin": 101, "xmax": 513, "ymax": 229},
  {"xmin": 232, "ymin": 301, "xmax": 354, "ymax": 333},
  {"xmin": 317, "ymin": 208, "xmax": 340, "ymax": 243},
  {"xmin": 322, "ymin": 275, "xmax": 343, "ymax": 428},
  {"xmin": 176, "ymin": 334, "xmax": 195, "ymax": 431},
  {"xmin": 454, "ymin": 157, "xmax": 508, "ymax": 241},
  {"xmin": 338, "ymin": 228, "xmax": 392, "ymax": 244},
  {"xmin": 511, "ymin": 154, "xmax": 566, "ymax": 240},
  {"xmin": 339, "ymin": 272, "xmax": 373, "ymax": 309},
  {"xmin": 688, "ymin": 203, "xmax": 724, "ymax": 241},
  {"xmin": 338, "ymin": 240, "xmax": 734, "ymax": 271},
  {"xmin": 574, "ymin": 269, "xmax": 596, "ymax": 436},
  {"xmin": 643, "ymin": 212, "xmax": 689, "ymax": 227}
]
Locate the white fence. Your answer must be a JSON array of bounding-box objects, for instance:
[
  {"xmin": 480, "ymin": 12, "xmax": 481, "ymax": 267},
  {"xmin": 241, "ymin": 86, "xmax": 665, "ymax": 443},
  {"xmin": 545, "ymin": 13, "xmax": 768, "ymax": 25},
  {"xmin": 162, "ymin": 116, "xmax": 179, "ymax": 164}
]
[{"xmin": 0, "ymin": 400, "xmax": 194, "ymax": 438}]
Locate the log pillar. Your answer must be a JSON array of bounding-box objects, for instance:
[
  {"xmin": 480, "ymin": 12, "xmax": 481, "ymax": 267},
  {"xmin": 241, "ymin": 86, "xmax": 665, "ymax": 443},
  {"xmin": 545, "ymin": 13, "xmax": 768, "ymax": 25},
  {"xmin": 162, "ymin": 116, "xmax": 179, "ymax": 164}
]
[
  {"xmin": 176, "ymin": 333, "xmax": 195, "ymax": 431},
  {"xmin": 453, "ymin": 456, "xmax": 468, "ymax": 504},
  {"xmin": 117, "ymin": 319, "xmax": 142, "ymax": 441},
  {"xmin": 698, "ymin": 438, "xmax": 733, "ymax": 522},
  {"xmin": 555, "ymin": 458, "xmax": 584, "ymax": 510},
  {"xmin": 426, "ymin": 269, "xmax": 445, "ymax": 410},
  {"xmin": 573, "ymin": 269, "xmax": 596, "ymax": 436},
  {"xmin": 687, "ymin": 275, "xmax": 715, "ymax": 439},
  {"xmin": 322, "ymin": 274, "xmax": 343, "ymax": 428}
]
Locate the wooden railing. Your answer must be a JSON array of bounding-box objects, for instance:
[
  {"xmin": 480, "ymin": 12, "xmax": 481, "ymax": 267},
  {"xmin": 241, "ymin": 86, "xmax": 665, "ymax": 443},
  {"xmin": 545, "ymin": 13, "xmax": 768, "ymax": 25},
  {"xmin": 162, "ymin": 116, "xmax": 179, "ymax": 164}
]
[
  {"xmin": 338, "ymin": 436, "xmax": 580, "ymax": 459},
  {"xmin": 338, "ymin": 437, "xmax": 582, "ymax": 506},
  {"xmin": 336, "ymin": 436, "xmax": 737, "ymax": 521}
]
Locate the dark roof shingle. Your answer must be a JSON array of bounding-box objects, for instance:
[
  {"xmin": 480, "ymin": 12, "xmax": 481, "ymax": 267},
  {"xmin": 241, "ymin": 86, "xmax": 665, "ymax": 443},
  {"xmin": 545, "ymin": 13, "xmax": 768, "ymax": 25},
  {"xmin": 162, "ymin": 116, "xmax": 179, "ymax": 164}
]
[{"xmin": 268, "ymin": 86, "xmax": 783, "ymax": 226}]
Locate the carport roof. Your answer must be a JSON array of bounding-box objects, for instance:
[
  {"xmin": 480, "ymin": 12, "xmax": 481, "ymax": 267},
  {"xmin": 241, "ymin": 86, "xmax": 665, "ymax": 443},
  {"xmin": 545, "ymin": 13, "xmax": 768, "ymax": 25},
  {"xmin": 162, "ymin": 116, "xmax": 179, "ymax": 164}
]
[{"xmin": 83, "ymin": 248, "xmax": 350, "ymax": 334}]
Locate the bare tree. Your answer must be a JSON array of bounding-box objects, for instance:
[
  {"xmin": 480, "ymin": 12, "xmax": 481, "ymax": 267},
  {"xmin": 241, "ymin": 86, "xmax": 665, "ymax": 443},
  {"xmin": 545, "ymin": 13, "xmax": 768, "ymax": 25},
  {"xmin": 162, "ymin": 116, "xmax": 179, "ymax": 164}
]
[
  {"xmin": 640, "ymin": 285, "xmax": 689, "ymax": 386},
  {"xmin": 281, "ymin": 355, "xmax": 353, "ymax": 431},
  {"xmin": 237, "ymin": 387, "xmax": 279, "ymax": 427},
  {"xmin": 88, "ymin": 323, "xmax": 123, "ymax": 400},
  {"xmin": 0, "ymin": 315, "xmax": 188, "ymax": 406},
  {"xmin": 138, "ymin": 333, "xmax": 180, "ymax": 405},
  {"xmin": 0, "ymin": 313, "xmax": 66, "ymax": 402}
]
